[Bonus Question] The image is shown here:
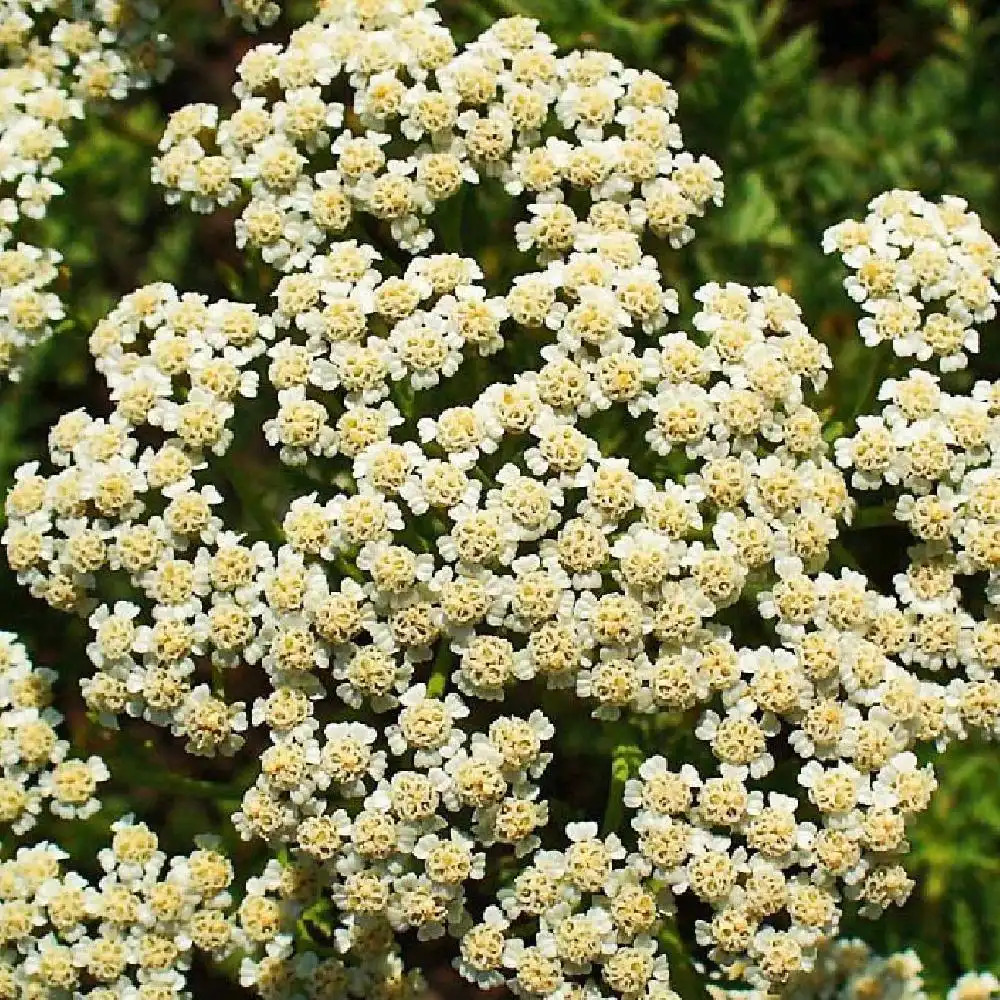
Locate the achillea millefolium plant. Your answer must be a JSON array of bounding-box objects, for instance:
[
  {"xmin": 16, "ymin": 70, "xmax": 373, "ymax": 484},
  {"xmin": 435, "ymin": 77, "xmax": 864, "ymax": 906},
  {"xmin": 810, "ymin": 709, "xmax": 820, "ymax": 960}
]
[{"xmin": 2, "ymin": 1, "xmax": 1000, "ymax": 999}]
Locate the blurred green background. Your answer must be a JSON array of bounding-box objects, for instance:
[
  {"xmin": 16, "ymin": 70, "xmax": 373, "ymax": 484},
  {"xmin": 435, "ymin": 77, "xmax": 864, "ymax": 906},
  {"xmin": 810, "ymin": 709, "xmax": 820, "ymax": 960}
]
[{"xmin": 4, "ymin": 0, "xmax": 1000, "ymax": 995}]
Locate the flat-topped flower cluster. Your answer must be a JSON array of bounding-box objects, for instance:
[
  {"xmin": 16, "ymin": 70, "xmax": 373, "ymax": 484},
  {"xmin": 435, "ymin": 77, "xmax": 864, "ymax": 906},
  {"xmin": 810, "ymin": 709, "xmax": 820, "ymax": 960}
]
[
  {"xmin": 0, "ymin": 631, "xmax": 109, "ymax": 834},
  {"xmin": 3, "ymin": 0, "xmax": 1000, "ymax": 998},
  {"xmin": 0, "ymin": 0, "xmax": 170, "ymax": 380},
  {"xmin": 716, "ymin": 939, "xmax": 999, "ymax": 1000}
]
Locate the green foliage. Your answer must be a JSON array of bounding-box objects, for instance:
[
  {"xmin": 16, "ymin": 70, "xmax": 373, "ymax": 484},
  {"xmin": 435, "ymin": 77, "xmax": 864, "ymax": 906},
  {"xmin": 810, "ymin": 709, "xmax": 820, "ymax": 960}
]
[{"xmin": 885, "ymin": 741, "xmax": 1000, "ymax": 992}]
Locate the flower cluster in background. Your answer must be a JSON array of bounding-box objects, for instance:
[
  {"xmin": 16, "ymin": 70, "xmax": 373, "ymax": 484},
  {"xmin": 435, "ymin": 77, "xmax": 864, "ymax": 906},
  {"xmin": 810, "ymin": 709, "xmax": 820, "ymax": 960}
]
[
  {"xmin": 2, "ymin": 1, "xmax": 1000, "ymax": 999},
  {"xmin": 0, "ymin": 0, "xmax": 170, "ymax": 380},
  {"xmin": 0, "ymin": 815, "xmax": 238, "ymax": 998},
  {"xmin": 716, "ymin": 940, "xmax": 999, "ymax": 1000},
  {"xmin": 221, "ymin": 0, "xmax": 281, "ymax": 32},
  {"xmin": 0, "ymin": 631, "xmax": 109, "ymax": 834}
]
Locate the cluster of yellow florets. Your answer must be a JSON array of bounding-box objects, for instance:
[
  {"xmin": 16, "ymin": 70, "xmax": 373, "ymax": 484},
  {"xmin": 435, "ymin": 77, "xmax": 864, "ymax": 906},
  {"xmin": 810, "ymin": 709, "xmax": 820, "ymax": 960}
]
[
  {"xmin": 0, "ymin": 631, "xmax": 109, "ymax": 834},
  {"xmin": 0, "ymin": 0, "xmax": 169, "ymax": 380},
  {"xmin": 715, "ymin": 939, "xmax": 998, "ymax": 1000},
  {"xmin": 0, "ymin": 814, "xmax": 238, "ymax": 999},
  {"xmin": 221, "ymin": 0, "xmax": 282, "ymax": 31},
  {"xmin": 4, "ymin": 1, "xmax": 1000, "ymax": 998}
]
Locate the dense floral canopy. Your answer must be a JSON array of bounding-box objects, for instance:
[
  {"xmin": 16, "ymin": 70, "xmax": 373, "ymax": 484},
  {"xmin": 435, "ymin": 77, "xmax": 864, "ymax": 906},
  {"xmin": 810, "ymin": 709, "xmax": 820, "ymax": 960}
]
[{"xmin": 2, "ymin": 2, "xmax": 1000, "ymax": 1000}]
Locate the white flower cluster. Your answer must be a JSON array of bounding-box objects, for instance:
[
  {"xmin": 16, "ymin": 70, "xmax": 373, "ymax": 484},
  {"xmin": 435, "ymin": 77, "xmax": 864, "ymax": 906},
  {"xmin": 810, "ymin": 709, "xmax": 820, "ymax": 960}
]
[
  {"xmin": 0, "ymin": 818, "xmax": 238, "ymax": 999},
  {"xmin": 151, "ymin": 0, "xmax": 720, "ymax": 256},
  {"xmin": 830, "ymin": 195, "xmax": 1000, "ymax": 664},
  {"xmin": 0, "ymin": 631, "xmax": 109, "ymax": 834},
  {"xmin": 0, "ymin": 0, "xmax": 169, "ymax": 380},
  {"xmin": 222, "ymin": 0, "xmax": 281, "ymax": 32},
  {"xmin": 824, "ymin": 190, "xmax": 999, "ymax": 371},
  {"xmin": 4, "ymin": 0, "xmax": 1000, "ymax": 998},
  {"xmin": 715, "ymin": 939, "xmax": 999, "ymax": 1000}
]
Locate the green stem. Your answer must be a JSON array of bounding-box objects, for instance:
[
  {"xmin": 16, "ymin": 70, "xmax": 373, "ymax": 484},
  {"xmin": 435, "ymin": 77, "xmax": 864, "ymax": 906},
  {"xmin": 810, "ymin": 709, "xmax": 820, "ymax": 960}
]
[
  {"xmin": 471, "ymin": 463, "xmax": 495, "ymax": 489},
  {"xmin": 850, "ymin": 340, "xmax": 893, "ymax": 420},
  {"xmin": 334, "ymin": 553, "xmax": 365, "ymax": 583},
  {"xmin": 296, "ymin": 897, "xmax": 335, "ymax": 949},
  {"xmin": 392, "ymin": 379, "xmax": 416, "ymax": 421},
  {"xmin": 658, "ymin": 912, "xmax": 712, "ymax": 1000},
  {"xmin": 601, "ymin": 741, "xmax": 642, "ymax": 837},
  {"xmin": 426, "ymin": 640, "xmax": 452, "ymax": 698},
  {"xmin": 113, "ymin": 750, "xmax": 240, "ymax": 802},
  {"xmin": 211, "ymin": 660, "xmax": 226, "ymax": 698}
]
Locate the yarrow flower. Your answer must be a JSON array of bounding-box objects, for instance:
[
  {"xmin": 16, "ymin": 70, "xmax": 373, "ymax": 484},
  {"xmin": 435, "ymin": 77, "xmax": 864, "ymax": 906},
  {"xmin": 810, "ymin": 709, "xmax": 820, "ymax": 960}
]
[
  {"xmin": 2, "ymin": 1, "xmax": 1000, "ymax": 999},
  {"xmin": 0, "ymin": 0, "xmax": 171, "ymax": 379},
  {"xmin": 0, "ymin": 632, "xmax": 111, "ymax": 833}
]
